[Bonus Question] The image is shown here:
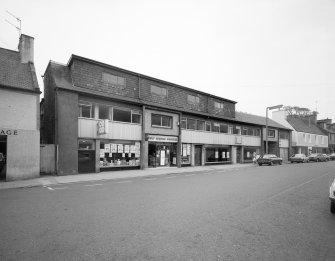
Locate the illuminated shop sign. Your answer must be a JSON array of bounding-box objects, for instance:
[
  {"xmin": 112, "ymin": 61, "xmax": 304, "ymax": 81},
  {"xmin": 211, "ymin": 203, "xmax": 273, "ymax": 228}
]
[
  {"xmin": 147, "ymin": 135, "xmax": 178, "ymax": 143},
  {"xmin": 97, "ymin": 119, "xmax": 109, "ymax": 135},
  {"xmin": 0, "ymin": 129, "xmax": 18, "ymax": 135}
]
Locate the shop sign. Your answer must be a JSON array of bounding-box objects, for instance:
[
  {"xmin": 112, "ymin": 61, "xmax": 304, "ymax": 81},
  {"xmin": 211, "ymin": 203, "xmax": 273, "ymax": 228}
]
[
  {"xmin": 97, "ymin": 119, "xmax": 109, "ymax": 135},
  {"xmin": 0, "ymin": 129, "xmax": 18, "ymax": 135},
  {"xmin": 147, "ymin": 135, "xmax": 178, "ymax": 143}
]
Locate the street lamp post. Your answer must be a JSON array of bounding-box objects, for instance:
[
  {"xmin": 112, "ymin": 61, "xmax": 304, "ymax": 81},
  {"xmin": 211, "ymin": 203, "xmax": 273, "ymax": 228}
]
[{"xmin": 266, "ymin": 104, "xmax": 283, "ymax": 154}]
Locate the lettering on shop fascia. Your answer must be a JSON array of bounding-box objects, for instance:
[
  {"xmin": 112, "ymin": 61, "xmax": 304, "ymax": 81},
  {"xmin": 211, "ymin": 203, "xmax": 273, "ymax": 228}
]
[
  {"xmin": 0, "ymin": 129, "xmax": 18, "ymax": 135},
  {"xmin": 97, "ymin": 119, "xmax": 109, "ymax": 135},
  {"xmin": 147, "ymin": 135, "xmax": 178, "ymax": 143}
]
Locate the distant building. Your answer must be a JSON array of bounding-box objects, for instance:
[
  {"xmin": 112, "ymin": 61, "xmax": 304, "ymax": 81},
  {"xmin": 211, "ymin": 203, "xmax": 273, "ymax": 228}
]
[
  {"xmin": 0, "ymin": 34, "xmax": 41, "ymax": 181},
  {"xmin": 272, "ymin": 110, "xmax": 328, "ymax": 155},
  {"xmin": 41, "ymin": 55, "xmax": 291, "ymax": 175},
  {"xmin": 317, "ymin": 119, "xmax": 335, "ymax": 153}
]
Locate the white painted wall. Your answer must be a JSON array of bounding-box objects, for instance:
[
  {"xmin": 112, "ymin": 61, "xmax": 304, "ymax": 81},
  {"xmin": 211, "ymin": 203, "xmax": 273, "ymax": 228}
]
[{"xmin": 0, "ymin": 89, "xmax": 38, "ymax": 130}]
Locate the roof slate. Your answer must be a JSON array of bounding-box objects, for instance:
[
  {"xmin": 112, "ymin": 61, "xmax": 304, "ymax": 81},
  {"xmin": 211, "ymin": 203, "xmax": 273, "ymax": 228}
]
[
  {"xmin": 287, "ymin": 116, "xmax": 327, "ymax": 135},
  {"xmin": 0, "ymin": 47, "xmax": 39, "ymax": 91},
  {"xmin": 235, "ymin": 112, "xmax": 289, "ymax": 129}
]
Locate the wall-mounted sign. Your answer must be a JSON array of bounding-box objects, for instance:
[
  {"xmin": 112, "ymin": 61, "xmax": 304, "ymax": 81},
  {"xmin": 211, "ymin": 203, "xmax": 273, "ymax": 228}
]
[
  {"xmin": 147, "ymin": 135, "xmax": 178, "ymax": 143},
  {"xmin": 235, "ymin": 136, "xmax": 242, "ymax": 144},
  {"xmin": 0, "ymin": 129, "xmax": 18, "ymax": 135},
  {"xmin": 97, "ymin": 119, "xmax": 109, "ymax": 135}
]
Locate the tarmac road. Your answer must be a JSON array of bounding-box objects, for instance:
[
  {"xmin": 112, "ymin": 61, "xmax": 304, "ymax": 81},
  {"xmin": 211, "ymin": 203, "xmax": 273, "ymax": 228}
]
[{"xmin": 1, "ymin": 161, "xmax": 335, "ymax": 261}]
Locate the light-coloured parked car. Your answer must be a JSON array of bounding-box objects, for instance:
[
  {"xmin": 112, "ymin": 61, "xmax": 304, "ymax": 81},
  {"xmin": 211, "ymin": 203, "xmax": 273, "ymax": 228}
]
[
  {"xmin": 330, "ymin": 178, "xmax": 335, "ymax": 214},
  {"xmin": 308, "ymin": 153, "xmax": 328, "ymax": 162},
  {"xmin": 330, "ymin": 153, "xmax": 335, "ymax": 161},
  {"xmin": 257, "ymin": 154, "xmax": 283, "ymax": 166},
  {"xmin": 289, "ymin": 154, "xmax": 309, "ymax": 163}
]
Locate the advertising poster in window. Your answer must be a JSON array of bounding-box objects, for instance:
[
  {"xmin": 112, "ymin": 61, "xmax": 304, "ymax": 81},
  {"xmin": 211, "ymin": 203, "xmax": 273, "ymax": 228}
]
[
  {"xmin": 124, "ymin": 145, "xmax": 130, "ymax": 153},
  {"xmin": 104, "ymin": 143, "xmax": 110, "ymax": 153},
  {"xmin": 215, "ymin": 151, "xmax": 219, "ymax": 159},
  {"xmin": 222, "ymin": 152, "xmax": 226, "ymax": 158},
  {"xmin": 110, "ymin": 144, "xmax": 117, "ymax": 153},
  {"xmin": 227, "ymin": 152, "xmax": 230, "ymax": 158},
  {"xmin": 100, "ymin": 149, "xmax": 105, "ymax": 158},
  {"xmin": 186, "ymin": 144, "xmax": 191, "ymax": 156},
  {"xmin": 118, "ymin": 144, "xmax": 123, "ymax": 153},
  {"xmin": 247, "ymin": 151, "xmax": 250, "ymax": 158},
  {"xmin": 130, "ymin": 145, "xmax": 135, "ymax": 154}
]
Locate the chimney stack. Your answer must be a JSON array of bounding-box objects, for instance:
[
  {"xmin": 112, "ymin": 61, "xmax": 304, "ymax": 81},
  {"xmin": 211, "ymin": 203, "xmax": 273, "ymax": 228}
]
[{"xmin": 18, "ymin": 34, "xmax": 34, "ymax": 64}]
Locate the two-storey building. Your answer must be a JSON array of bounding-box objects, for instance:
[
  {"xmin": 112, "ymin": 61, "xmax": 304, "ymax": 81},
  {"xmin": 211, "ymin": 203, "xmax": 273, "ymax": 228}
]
[
  {"xmin": 273, "ymin": 110, "xmax": 328, "ymax": 155},
  {"xmin": 0, "ymin": 34, "xmax": 41, "ymax": 180},
  {"xmin": 41, "ymin": 55, "xmax": 290, "ymax": 175},
  {"xmin": 317, "ymin": 119, "xmax": 335, "ymax": 153}
]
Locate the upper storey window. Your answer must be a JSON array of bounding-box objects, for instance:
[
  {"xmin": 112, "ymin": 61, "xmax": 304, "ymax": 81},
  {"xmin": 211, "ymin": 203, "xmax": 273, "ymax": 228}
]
[
  {"xmin": 214, "ymin": 101, "xmax": 224, "ymax": 110},
  {"xmin": 79, "ymin": 101, "xmax": 94, "ymax": 118},
  {"xmin": 151, "ymin": 85, "xmax": 167, "ymax": 97},
  {"xmin": 187, "ymin": 94, "xmax": 199, "ymax": 104},
  {"xmin": 102, "ymin": 72, "xmax": 125, "ymax": 86}
]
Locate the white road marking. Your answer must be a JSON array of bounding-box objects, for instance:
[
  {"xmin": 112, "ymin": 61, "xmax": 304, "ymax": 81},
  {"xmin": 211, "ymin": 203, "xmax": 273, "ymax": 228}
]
[
  {"xmin": 144, "ymin": 178, "xmax": 157, "ymax": 181},
  {"xmin": 185, "ymin": 174, "xmax": 195, "ymax": 176},
  {"xmin": 53, "ymin": 187, "xmax": 68, "ymax": 190},
  {"xmin": 84, "ymin": 184, "xmax": 103, "ymax": 187},
  {"xmin": 46, "ymin": 187, "xmax": 54, "ymax": 191},
  {"xmin": 116, "ymin": 180, "xmax": 132, "ymax": 183},
  {"xmin": 166, "ymin": 176, "xmax": 177, "ymax": 179}
]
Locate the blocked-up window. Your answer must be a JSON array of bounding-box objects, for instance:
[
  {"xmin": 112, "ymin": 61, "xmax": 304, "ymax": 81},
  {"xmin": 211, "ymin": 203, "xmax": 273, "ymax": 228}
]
[{"xmin": 102, "ymin": 72, "xmax": 125, "ymax": 86}]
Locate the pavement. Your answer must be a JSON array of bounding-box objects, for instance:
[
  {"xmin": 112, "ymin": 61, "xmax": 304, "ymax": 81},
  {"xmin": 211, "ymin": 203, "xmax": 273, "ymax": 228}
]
[{"xmin": 0, "ymin": 163, "xmax": 256, "ymax": 190}]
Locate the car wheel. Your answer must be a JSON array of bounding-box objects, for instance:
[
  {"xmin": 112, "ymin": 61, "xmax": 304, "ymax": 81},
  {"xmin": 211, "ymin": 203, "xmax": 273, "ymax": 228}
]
[{"xmin": 331, "ymin": 202, "xmax": 335, "ymax": 214}]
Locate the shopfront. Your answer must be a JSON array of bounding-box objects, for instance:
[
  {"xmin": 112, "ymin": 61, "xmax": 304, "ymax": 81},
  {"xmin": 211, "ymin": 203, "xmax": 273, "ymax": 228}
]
[
  {"xmin": 205, "ymin": 145, "xmax": 232, "ymax": 165},
  {"xmin": 243, "ymin": 146, "xmax": 260, "ymax": 163},
  {"xmin": 99, "ymin": 139, "xmax": 141, "ymax": 171},
  {"xmin": 147, "ymin": 135, "xmax": 178, "ymax": 168}
]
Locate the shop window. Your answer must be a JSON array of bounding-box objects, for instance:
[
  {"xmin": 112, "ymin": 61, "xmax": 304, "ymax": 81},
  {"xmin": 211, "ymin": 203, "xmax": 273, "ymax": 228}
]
[
  {"xmin": 181, "ymin": 117, "xmax": 187, "ymax": 129},
  {"xmin": 131, "ymin": 111, "xmax": 141, "ymax": 124},
  {"xmin": 213, "ymin": 123, "xmax": 220, "ymax": 132},
  {"xmin": 102, "ymin": 72, "xmax": 125, "ymax": 86},
  {"xmin": 79, "ymin": 101, "xmax": 93, "ymax": 118},
  {"xmin": 113, "ymin": 108, "xmax": 131, "ymax": 123},
  {"xmin": 187, "ymin": 119, "xmax": 196, "ymax": 130},
  {"xmin": 100, "ymin": 141, "xmax": 140, "ymax": 168},
  {"xmin": 233, "ymin": 126, "xmax": 241, "ymax": 135},
  {"xmin": 181, "ymin": 143, "xmax": 191, "ymax": 165},
  {"xmin": 242, "ymin": 127, "xmax": 248, "ymax": 135},
  {"xmin": 152, "ymin": 114, "xmax": 172, "ymax": 128},
  {"xmin": 187, "ymin": 94, "xmax": 199, "ymax": 104},
  {"xmin": 99, "ymin": 105, "xmax": 110, "ymax": 120},
  {"xmin": 228, "ymin": 125, "xmax": 233, "ymax": 134},
  {"xmin": 78, "ymin": 139, "xmax": 95, "ymax": 150},
  {"xmin": 151, "ymin": 85, "xmax": 167, "ymax": 97},
  {"xmin": 268, "ymin": 129, "xmax": 275, "ymax": 138},
  {"xmin": 206, "ymin": 147, "xmax": 230, "ymax": 163},
  {"xmin": 196, "ymin": 120, "xmax": 205, "ymax": 131},
  {"xmin": 243, "ymin": 147, "xmax": 258, "ymax": 161}
]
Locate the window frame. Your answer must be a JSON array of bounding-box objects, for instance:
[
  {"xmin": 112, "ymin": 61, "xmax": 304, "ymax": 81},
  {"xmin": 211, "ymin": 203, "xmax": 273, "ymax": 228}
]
[
  {"xmin": 150, "ymin": 85, "xmax": 167, "ymax": 97},
  {"xmin": 79, "ymin": 101, "xmax": 93, "ymax": 118},
  {"xmin": 102, "ymin": 72, "xmax": 126, "ymax": 86},
  {"xmin": 187, "ymin": 94, "xmax": 200, "ymax": 105},
  {"xmin": 267, "ymin": 129, "xmax": 275, "ymax": 138},
  {"xmin": 151, "ymin": 114, "xmax": 172, "ymax": 128}
]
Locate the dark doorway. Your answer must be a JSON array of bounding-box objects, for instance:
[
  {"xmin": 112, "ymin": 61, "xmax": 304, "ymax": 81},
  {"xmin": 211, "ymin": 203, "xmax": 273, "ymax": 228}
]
[
  {"xmin": 194, "ymin": 145, "xmax": 202, "ymax": 166},
  {"xmin": 236, "ymin": 146, "xmax": 241, "ymax": 163},
  {"xmin": 0, "ymin": 135, "xmax": 7, "ymax": 180},
  {"xmin": 78, "ymin": 150, "xmax": 95, "ymax": 173}
]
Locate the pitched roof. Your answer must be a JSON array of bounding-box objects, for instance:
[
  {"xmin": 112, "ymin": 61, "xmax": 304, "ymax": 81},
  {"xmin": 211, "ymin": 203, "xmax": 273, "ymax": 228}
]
[
  {"xmin": 235, "ymin": 112, "xmax": 290, "ymax": 129},
  {"xmin": 0, "ymin": 47, "xmax": 40, "ymax": 91},
  {"xmin": 287, "ymin": 116, "xmax": 327, "ymax": 135}
]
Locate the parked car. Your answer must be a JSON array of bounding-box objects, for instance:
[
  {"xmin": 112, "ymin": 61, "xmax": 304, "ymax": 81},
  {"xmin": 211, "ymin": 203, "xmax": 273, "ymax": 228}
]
[
  {"xmin": 330, "ymin": 178, "xmax": 335, "ymax": 214},
  {"xmin": 322, "ymin": 154, "xmax": 330, "ymax": 161},
  {"xmin": 308, "ymin": 153, "xmax": 328, "ymax": 162},
  {"xmin": 289, "ymin": 154, "xmax": 309, "ymax": 163},
  {"xmin": 257, "ymin": 154, "xmax": 283, "ymax": 166},
  {"xmin": 330, "ymin": 153, "xmax": 335, "ymax": 161}
]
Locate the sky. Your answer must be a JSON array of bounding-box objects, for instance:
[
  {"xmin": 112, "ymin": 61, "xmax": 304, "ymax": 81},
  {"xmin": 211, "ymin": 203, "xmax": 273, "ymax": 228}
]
[{"xmin": 1, "ymin": 0, "xmax": 334, "ymax": 121}]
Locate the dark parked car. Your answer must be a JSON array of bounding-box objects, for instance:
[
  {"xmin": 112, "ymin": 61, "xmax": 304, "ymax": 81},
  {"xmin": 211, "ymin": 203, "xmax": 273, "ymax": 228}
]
[
  {"xmin": 308, "ymin": 153, "xmax": 328, "ymax": 162},
  {"xmin": 258, "ymin": 154, "xmax": 283, "ymax": 166},
  {"xmin": 289, "ymin": 154, "xmax": 309, "ymax": 163},
  {"xmin": 330, "ymin": 153, "xmax": 335, "ymax": 161}
]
